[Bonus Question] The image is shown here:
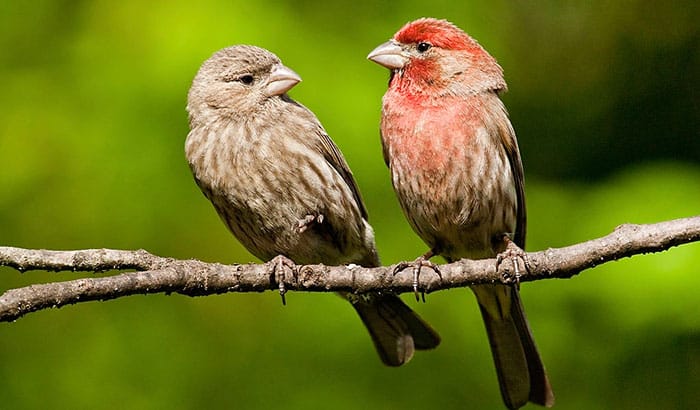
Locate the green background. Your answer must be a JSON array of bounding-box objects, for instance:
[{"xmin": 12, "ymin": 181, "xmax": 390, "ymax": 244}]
[{"xmin": 1, "ymin": 1, "xmax": 699, "ymax": 409}]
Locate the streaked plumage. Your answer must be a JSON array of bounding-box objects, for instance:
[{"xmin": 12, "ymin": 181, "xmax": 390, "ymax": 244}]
[
  {"xmin": 186, "ymin": 45, "xmax": 440, "ymax": 366},
  {"xmin": 369, "ymin": 19, "xmax": 554, "ymax": 408}
]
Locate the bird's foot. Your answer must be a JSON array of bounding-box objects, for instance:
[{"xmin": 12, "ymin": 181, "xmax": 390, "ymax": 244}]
[
  {"xmin": 495, "ymin": 236, "xmax": 530, "ymax": 285},
  {"xmin": 268, "ymin": 255, "xmax": 298, "ymax": 305},
  {"xmin": 297, "ymin": 213, "xmax": 325, "ymax": 233},
  {"xmin": 393, "ymin": 250, "xmax": 441, "ymax": 302}
]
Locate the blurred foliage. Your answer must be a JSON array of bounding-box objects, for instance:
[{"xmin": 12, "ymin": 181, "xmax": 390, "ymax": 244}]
[{"xmin": 1, "ymin": 1, "xmax": 699, "ymax": 409}]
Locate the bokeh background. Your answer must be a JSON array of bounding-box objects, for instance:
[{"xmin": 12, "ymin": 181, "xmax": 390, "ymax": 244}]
[{"xmin": 1, "ymin": 1, "xmax": 699, "ymax": 409}]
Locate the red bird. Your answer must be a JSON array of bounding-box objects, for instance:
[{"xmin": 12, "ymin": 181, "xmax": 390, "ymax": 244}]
[{"xmin": 368, "ymin": 18, "xmax": 554, "ymax": 409}]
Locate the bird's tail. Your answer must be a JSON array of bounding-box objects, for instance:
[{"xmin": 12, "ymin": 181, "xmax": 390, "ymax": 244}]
[
  {"xmin": 472, "ymin": 284, "xmax": 554, "ymax": 409},
  {"xmin": 347, "ymin": 292, "xmax": 441, "ymax": 366}
]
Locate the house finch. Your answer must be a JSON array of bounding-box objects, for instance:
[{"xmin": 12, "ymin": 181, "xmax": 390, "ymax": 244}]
[
  {"xmin": 368, "ymin": 18, "xmax": 554, "ymax": 408},
  {"xmin": 185, "ymin": 45, "xmax": 440, "ymax": 366}
]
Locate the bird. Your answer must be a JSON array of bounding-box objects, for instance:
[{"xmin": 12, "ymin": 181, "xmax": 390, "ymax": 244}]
[
  {"xmin": 185, "ymin": 44, "xmax": 440, "ymax": 366},
  {"xmin": 368, "ymin": 18, "xmax": 554, "ymax": 408}
]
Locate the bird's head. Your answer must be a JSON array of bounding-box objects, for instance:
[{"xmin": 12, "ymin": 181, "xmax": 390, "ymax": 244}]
[
  {"xmin": 368, "ymin": 18, "xmax": 506, "ymax": 96},
  {"xmin": 187, "ymin": 45, "xmax": 301, "ymax": 125}
]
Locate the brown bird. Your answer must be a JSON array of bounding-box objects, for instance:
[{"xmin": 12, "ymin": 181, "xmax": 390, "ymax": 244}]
[
  {"xmin": 185, "ymin": 45, "xmax": 440, "ymax": 366},
  {"xmin": 368, "ymin": 19, "xmax": 554, "ymax": 408}
]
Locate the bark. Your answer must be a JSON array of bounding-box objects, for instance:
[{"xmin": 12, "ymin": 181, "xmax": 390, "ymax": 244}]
[{"xmin": 1, "ymin": 216, "xmax": 699, "ymax": 322}]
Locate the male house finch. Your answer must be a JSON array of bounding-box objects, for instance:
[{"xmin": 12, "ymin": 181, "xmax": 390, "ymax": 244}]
[
  {"xmin": 185, "ymin": 45, "xmax": 440, "ymax": 366},
  {"xmin": 368, "ymin": 19, "xmax": 554, "ymax": 408}
]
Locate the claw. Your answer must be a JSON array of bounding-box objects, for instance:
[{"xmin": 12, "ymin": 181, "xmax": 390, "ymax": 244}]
[
  {"xmin": 495, "ymin": 236, "xmax": 530, "ymax": 286},
  {"xmin": 393, "ymin": 250, "xmax": 441, "ymax": 302},
  {"xmin": 297, "ymin": 213, "xmax": 325, "ymax": 233},
  {"xmin": 268, "ymin": 255, "xmax": 297, "ymax": 305}
]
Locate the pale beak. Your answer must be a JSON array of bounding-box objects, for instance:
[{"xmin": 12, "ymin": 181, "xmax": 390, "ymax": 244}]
[
  {"xmin": 265, "ymin": 64, "xmax": 302, "ymax": 96},
  {"xmin": 367, "ymin": 40, "xmax": 408, "ymax": 70}
]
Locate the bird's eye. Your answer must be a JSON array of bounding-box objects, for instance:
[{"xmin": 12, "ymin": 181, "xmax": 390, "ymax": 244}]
[
  {"xmin": 416, "ymin": 42, "xmax": 432, "ymax": 53},
  {"xmin": 238, "ymin": 75, "xmax": 254, "ymax": 85}
]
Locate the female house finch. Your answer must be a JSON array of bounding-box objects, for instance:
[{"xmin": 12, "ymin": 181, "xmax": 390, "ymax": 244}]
[
  {"xmin": 185, "ymin": 45, "xmax": 440, "ymax": 366},
  {"xmin": 368, "ymin": 19, "xmax": 554, "ymax": 408}
]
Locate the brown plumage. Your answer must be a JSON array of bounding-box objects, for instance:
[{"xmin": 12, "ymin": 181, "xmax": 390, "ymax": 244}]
[
  {"xmin": 369, "ymin": 18, "xmax": 554, "ymax": 408},
  {"xmin": 185, "ymin": 45, "xmax": 440, "ymax": 366}
]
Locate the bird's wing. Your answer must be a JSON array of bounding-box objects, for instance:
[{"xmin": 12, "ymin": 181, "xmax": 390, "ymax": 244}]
[
  {"xmin": 314, "ymin": 129, "xmax": 370, "ymax": 221},
  {"xmin": 380, "ymin": 128, "xmax": 391, "ymax": 168},
  {"xmin": 496, "ymin": 104, "xmax": 527, "ymax": 249}
]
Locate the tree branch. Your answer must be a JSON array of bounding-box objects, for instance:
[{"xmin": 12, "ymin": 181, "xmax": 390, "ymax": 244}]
[{"xmin": 1, "ymin": 216, "xmax": 699, "ymax": 322}]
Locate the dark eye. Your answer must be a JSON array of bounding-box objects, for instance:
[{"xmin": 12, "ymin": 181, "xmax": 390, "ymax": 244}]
[
  {"xmin": 238, "ymin": 75, "xmax": 254, "ymax": 85},
  {"xmin": 416, "ymin": 42, "xmax": 432, "ymax": 53}
]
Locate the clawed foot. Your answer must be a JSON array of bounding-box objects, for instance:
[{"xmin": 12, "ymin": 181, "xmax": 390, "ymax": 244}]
[
  {"xmin": 268, "ymin": 255, "xmax": 297, "ymax": 305},
  {"xmin": 297, "ymin": 213, "xmax": 325, "ymax": 233},
  {"xmin": 496, "ymin": 236, "xmax": 530, "ymax": 285},
  {"xmin": 393, "ymin": 250, "xmax": 442, "ymax": 302}
]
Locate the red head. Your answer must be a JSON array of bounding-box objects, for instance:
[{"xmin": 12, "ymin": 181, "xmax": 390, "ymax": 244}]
[
  {"xmin": 368, "ymin": 18, "xmax": 506, "ymax": 96},
  {"xmin": 395, "ymin": 18, "xmax": 484, "ymax": 53}
]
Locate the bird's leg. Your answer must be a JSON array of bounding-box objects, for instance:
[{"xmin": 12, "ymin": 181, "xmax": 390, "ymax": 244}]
[
  {"xmin": 297, "ymin": 213, "xmax": 325, "ymax": 233},
  {"xmin": 393, "ymin": 249, "xmax": 442, "ymax": 302},
  {"xmin": 267, "ymin": 255, "xmax": 298, "ymax": 305},
  {"xmin": 495, "ymin": 235, "xmax": 530, "ymax": 286}
]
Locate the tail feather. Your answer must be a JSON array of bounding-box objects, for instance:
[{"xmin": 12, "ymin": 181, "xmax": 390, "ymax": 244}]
[
  {"xmin": 348, "ymin": 293, "xmax": 441, "ymax": 366},
  {"xmin": 472, "ymin": 284, "xmax": 554, "ymax": 409},
  {"xmin": 510, "ymin": 289, "xmax": 554, "ymax": 407}
]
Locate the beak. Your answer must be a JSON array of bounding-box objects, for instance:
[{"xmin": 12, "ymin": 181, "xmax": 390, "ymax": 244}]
[
  {"xmin": 367, "ymin": 40, "xmax": 408, "ymax": 70},
  {"xmin": 265, "ymin": 64, "xmax": 302, "ymax": 96}
]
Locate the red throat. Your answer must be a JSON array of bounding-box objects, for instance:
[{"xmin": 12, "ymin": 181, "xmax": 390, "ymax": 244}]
[{"xmin": 389, "ymin": 58, "xmax": 441, "ymax": 95}]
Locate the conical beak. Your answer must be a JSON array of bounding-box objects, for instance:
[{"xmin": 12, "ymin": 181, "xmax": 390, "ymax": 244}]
[
  {"xmin": 265, "ymin": 64, "xmax": 302, "ymax": 96},
  {"xmin": 367, "ymin": 40, "xmax": 408, "ymax": 70}
]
